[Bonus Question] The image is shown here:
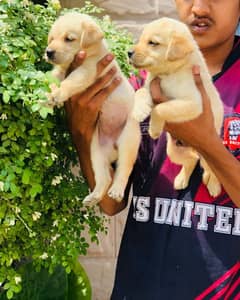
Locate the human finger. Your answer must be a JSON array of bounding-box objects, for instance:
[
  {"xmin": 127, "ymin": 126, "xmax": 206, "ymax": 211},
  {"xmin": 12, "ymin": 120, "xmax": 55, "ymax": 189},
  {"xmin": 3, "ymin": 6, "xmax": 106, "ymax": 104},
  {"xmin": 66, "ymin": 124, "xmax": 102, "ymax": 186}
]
[
  {"xmin": 68, "ymin": 51, "xmax": 86, "ymax": 73},
  {"xmin": 64, "ymin": 99, "xmax": 72, "ymax": 116},
  {"xmin": 96, "ymin": 53, "xmax": 115, "ymax": 77},
  {"xmin": 150, "ymin": 77, "xmax": 168, "ymax": 104},
  {"xmin": 192, "ymin": 65, "xmax": 211, "ymax": 111},
  {"xmin": 86, "ymin": 66, "xmax": 118, "ymax": 99},
  {"xmin": 92, "ymin": 76, "xmax": 122, "ymax": 110}
]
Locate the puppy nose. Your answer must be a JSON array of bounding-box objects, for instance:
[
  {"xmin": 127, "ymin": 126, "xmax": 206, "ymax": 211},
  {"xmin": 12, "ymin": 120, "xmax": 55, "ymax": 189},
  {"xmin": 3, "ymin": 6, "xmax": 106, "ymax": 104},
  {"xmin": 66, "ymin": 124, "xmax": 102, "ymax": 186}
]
[
  {"xmin": 46, "ymin": 49, "xmax": 55, "ymax": 59},
  {"xmin": 128, "ymin": 50, "xmax": 134, "ymax": 58}
]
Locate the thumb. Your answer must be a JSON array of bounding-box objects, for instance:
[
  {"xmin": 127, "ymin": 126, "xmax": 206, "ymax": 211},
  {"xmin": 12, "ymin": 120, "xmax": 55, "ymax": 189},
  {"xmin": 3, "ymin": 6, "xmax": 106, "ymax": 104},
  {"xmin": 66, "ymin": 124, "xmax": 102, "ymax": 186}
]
[
  {"xmin": 150, "ymin": 77, "xmax": 168, "ymax": 104},
  {"xmin": 69, "ymin": 51, "xmax": 86, "ymax": 72},
  {"xmin": 192, "ymin": 65, "xmax": 210, "ymax": 110},
  {"xmin": 192, "ymin": 65, "xmax": 202, "ymax": 86}
]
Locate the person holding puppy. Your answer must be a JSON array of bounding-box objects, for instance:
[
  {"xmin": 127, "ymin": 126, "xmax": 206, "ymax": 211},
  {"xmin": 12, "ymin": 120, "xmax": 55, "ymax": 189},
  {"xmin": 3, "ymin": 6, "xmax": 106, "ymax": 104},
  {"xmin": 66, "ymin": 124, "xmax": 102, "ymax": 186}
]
[{"xmin": 66, "ymin": 0, "xmax": 240, "ymax": 299}]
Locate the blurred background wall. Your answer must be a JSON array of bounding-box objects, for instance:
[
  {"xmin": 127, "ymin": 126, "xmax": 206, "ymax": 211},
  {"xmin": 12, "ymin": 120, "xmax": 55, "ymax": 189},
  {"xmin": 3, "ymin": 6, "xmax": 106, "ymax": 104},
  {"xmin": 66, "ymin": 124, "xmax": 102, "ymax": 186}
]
[
  {"xmin": 60, "ymin": 0, "xmax": 177, "ymax": 38},
  {"xmin": 59, "ymin": 1, "xmax": 177, "ymax": 299}
]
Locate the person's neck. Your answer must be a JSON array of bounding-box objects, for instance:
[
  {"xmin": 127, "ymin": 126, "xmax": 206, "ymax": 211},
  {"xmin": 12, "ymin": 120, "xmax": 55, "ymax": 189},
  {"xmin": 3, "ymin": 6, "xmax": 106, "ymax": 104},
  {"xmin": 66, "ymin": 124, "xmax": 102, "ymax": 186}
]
[{"xmin": 201, "ymin": 36, "xmax": 235, "ymax": 77}]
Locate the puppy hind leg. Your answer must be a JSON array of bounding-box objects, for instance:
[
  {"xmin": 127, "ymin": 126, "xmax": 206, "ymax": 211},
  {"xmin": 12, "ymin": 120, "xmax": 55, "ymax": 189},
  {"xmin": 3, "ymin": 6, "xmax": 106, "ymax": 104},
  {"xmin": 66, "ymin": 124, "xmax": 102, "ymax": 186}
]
[
  {"xmin": 167, "ymin": 134, "xmax": 199, "ymax": 190},
  {"xmin": 200, "ymin": 158, "xmax": 221, "ymax": 197},
  {"xmin": 174, "ymin": 159, "xmax": 198, "ymax": 190},
  {"xmin": 108, "ymin": 119, "xmax": 141, "ymax": 202},
  {"xmin": 82, "ymin": 134, "xmax": 112, "ymax": 207}
]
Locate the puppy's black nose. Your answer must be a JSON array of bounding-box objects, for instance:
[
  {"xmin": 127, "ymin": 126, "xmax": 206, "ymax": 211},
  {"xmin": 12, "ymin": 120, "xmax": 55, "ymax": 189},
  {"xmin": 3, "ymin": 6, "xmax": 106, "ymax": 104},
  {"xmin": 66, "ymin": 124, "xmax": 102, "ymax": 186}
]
[
  {"xmin": 128, "ymin": 50, "xmax": 134, "ymax": 58},
  {"xmin": 46, "ymin": 49, "xmax": 55, "ymax": 60}
]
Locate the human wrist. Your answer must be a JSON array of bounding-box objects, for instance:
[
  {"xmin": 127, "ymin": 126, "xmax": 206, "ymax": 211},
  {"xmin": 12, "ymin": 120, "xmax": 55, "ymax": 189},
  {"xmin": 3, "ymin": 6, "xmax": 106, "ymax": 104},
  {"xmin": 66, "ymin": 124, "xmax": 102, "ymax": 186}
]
[
  {"xmin": 71, "ymin": 126, "xmax": 93, "ymax": 146},
  {"xmin": 197, "ymin": 134, "xmax": 224, "ymax": 158}
]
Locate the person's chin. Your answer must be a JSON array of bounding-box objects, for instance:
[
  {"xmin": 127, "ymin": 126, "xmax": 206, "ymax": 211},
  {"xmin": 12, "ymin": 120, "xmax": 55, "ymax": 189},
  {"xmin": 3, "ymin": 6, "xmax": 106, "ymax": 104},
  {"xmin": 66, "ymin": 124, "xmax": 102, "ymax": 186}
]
[{"xmin": 192, "ymin": 34, "xmax": 214, "ymax": 50}]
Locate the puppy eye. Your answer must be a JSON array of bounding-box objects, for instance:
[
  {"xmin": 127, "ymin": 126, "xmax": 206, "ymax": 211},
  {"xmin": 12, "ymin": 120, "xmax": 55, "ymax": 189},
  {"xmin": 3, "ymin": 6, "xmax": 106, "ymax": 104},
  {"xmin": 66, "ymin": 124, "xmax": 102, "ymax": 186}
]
[
  {"xmin": 65, "ymin": 36, "xmax": 75, "ymax": 42},
  {"xmin": 148, "ymin": 40, "xmax": 160, "ymax": 46}
]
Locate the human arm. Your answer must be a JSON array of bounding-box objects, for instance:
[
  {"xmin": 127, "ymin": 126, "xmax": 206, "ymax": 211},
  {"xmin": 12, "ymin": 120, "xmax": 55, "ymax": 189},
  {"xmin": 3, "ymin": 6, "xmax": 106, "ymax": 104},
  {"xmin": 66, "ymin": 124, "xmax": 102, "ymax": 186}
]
[
  {"xmin": 65, "ymin": 53, "xmax": 127, "ymax": 215},
  {"xmin": 150, "ymin": 66, "xmax": 240, "ymax": 207}
]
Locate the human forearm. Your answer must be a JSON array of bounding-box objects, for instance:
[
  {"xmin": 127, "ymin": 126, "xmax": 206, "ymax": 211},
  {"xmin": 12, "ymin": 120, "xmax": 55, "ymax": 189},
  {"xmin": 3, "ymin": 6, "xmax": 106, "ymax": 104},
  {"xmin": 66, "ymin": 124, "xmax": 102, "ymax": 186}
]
[
  {"xmin": 73, "ymin": 133, "xmax": 95, "ymax": 190},
  {"xmin": 198, "ymin": 136, "xmax": 240, "ymax": 207}
]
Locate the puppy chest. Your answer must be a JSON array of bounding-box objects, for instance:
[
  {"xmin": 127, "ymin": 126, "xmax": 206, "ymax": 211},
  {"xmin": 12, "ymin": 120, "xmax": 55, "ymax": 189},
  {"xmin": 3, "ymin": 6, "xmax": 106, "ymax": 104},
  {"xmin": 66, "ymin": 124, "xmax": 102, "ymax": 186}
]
[{"xmin": 161, "ymin": 73, "xmax": 197, "ymax": 99}]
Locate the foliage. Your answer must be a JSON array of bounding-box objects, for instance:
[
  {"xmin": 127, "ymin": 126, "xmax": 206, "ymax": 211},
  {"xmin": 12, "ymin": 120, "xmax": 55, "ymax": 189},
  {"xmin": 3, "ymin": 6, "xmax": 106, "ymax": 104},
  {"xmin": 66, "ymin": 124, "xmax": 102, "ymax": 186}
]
[
  {"xmin": 0, "ymin": 0, "xmax": 134, "ymax": 298},
  {"xmin": 0, "ymin": 259, "xmax": 91, "ymax": 300}
]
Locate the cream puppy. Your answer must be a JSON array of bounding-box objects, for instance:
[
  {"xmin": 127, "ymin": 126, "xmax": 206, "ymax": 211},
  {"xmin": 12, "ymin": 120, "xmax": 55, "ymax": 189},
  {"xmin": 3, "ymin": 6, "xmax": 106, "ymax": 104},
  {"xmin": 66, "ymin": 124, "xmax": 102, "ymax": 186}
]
[
  {"xmin": 45, "ymin": 12, "xmax": 140, "ymax": 206},
  {"xmin": 129, "ymin": 17, "xmax": 224, "ymax": 196}
]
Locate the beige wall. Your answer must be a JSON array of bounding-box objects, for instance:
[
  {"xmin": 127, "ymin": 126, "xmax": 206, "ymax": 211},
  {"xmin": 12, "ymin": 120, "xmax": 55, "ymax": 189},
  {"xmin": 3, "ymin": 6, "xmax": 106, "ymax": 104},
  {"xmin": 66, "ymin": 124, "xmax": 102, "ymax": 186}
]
[
  {"xmin": 60, "ymin": 1, "xmax": 177, "ymax": 299},
  {"xmin": 60, "ymin": 0, "xmax": 177, "ymax": 38}
]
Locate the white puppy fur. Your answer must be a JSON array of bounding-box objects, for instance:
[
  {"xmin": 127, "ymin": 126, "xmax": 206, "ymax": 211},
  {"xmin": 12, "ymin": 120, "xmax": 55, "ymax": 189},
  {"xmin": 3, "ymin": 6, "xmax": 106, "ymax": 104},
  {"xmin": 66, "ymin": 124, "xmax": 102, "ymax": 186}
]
[
  {"xmin": 130, "ymin": 17, "xmax": 224, "ymax": 197},
  {"xmin": 45, "ymin": 12, "xmax": 140, "ymax": 206}
]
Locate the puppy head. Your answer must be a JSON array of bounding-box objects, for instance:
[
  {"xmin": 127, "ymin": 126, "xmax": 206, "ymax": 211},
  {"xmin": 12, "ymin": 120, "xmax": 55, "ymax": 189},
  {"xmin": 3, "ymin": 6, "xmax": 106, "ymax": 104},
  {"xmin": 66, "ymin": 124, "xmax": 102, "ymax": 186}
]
[
  {"xmin": 45, "ymin": 13, "xmax": 104, "ymax": 66},
  {"xmin": 129, "ymin": 18, "xmax": 195, "ymax": 74}
]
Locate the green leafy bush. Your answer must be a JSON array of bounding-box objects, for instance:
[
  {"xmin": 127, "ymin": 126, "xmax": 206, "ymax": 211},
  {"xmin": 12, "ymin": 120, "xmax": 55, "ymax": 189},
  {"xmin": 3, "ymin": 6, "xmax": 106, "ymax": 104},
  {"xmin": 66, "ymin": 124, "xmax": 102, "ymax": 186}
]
[{"xmin": 0, "ymin": 0, "xmax": 134, "ymax": 298}]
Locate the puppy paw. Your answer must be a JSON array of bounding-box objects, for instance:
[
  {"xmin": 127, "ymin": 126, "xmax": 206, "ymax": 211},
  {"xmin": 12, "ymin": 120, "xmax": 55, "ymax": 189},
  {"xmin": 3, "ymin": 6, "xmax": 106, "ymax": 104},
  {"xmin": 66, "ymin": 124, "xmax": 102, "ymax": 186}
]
[
  {"xmin": 46, "ymin": 88, "xmax": 68, "ymax": 107},
  {"xmin": 174, "ymin": 173, "xmax": 189, "ymax": 190},
  {"xmin": 203, "ymin": 172, "xmax": 221, "ymax": 197},
  {"xmin": 50, "ymin": 83, "xmax": 58, "ymax": 92},
  {"xmin": 132, "ymin": 88, "xmax": 153, "ymax": 122},
  {"xmin": 82, "ymin": 192, "xmax": 102, "ymax": 207},
  {"xmin": 148, "ymin": 128, "xmax": 160, "ymax": 139},
  {"xmin": 148, "ymin": 123, "xmax": 163, "ymax": 139},
  {"xmin": 132, "ymin": 105, "xmax": 152, "ymax": 122},
  {"xmin": 148, "ymin": 113, "xmax": 164, "ymax": 139},
  {"xmin": 108, "ymin": 185, "xmax": 124, "ymax": 202}
]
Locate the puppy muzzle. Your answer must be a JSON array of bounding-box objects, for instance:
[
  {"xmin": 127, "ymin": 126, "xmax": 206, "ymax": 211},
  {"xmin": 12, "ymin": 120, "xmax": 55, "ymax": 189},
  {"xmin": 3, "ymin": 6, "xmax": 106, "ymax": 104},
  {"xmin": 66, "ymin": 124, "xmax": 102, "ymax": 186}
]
[{"xmin": 45, "ymin": 48, "xmax": 55, "ymax": 61}]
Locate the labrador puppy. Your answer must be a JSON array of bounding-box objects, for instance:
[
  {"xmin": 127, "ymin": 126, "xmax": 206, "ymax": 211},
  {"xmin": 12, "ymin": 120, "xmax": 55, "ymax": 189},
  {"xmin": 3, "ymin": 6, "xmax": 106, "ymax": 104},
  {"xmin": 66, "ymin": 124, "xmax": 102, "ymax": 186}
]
[
  {"xmin": 45, "ymin": 12, "xmax": 141, "ymax": 206},
  {"xmin": 129, "ymin": 17, "xmax": 224, "ymax": 197}
]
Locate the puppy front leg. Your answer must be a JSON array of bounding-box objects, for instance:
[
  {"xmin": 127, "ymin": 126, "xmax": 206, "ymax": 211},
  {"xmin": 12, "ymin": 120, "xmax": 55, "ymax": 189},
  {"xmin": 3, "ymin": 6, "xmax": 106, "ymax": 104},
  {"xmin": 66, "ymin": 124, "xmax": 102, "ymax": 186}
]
[
  {"xmin": 49, "ymin": 66, "xmax": 96, "ymax": 105},
  {"xmin": 148, "ymin": 94, "xmax": 202, "ymax": 139},
  {"xmin": 40, "ymin": 67, "xmax": 66, "ymax": 108},
  {"xmin": 82, "ymin": 130, "xmax": 112, "ymax": 207},
  {"xmin": 148, "ymin": 107, "xmax": 165, "ymax": 139},
  {"xmin": 132, "ymin": 88, "xmax": 153, "ymax": 122},
  {"xmin": 51, "ymin": 66, "xmax": 66, "ymax": 81}
]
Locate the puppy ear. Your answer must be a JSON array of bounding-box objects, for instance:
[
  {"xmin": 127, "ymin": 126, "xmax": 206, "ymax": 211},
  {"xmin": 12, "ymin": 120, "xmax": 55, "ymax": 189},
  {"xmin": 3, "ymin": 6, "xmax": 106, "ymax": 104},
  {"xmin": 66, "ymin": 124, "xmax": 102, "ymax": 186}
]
[
  {"xmin": 80, "ymin": 22, "xmax": 104, "ymax": 48},
  {"xmin": 165, "ymin": 34, "xmax": 194, "ymax": 61}
]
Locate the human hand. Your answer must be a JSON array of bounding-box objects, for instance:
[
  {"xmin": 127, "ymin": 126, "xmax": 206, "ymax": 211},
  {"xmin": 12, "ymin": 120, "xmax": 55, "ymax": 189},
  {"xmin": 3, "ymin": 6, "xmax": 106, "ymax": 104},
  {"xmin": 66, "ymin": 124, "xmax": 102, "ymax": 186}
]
[
  {"xmin": 150, "ymin": 65, "xmax": 219, "ymax": 151},
  {"xmin": 65, "ymin": 52, "xmax": 122, "ymax": 142}
]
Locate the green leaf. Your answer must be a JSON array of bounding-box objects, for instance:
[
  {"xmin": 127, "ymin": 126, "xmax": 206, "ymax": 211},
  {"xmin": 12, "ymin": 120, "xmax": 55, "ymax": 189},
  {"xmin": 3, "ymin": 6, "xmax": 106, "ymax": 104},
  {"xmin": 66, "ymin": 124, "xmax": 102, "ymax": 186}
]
[
  {"xmin": 22, "ymin": 168, "xmax": 32, "ymax": 184},
  {"xmin": 10, "ymin": 183, "xmax": 20, "ymax": 196},
  {"xmin": 65, "ymin": 266, "xmax": 71, "ymax": 274},
  {"xmin": 0, "ymin": 55, "xmax": 9, "ymax": 70},
  {"xmin": 31, "ymin": 103, "xmax": 41, "ymax": 112},
  {"xmin": 12, "ymin": 284, "xmax": 22, "ymax": 293},
  {"xmin": 6, "ymin": 289, "xmax": 13, "ymax": 299},
  {"xmin": 3, "ymin": 90, "xmax": 10, "ymax": 103},
  {"xmin": 45, "ymin": 71, "xmax": 60, "ymax": 85},
  {"xmin": 29, "ymin": 183, "xmax": 43, "ymax": 197},
  {"xmin": 39, "ymin": 107, "xmax": 53, "ymax": 119}
]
